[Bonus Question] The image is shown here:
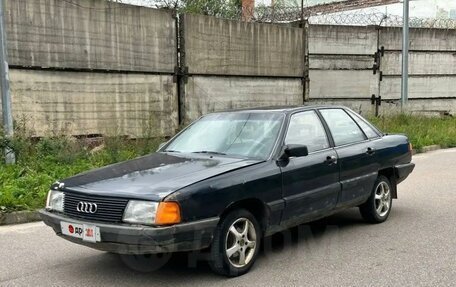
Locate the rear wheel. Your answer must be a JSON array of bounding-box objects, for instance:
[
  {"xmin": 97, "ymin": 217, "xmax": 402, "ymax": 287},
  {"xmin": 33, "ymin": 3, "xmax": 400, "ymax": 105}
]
[
  {"xmin": 359, "ymin": 175, "xmax": 393, "ymax": 223},
  {"xmin": 208, "ymin": 209, "xmax": 261, "ymax": 277}
]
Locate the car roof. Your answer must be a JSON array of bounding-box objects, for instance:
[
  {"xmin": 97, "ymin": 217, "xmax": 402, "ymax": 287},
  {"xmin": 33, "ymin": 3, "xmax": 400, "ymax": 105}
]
[{"xmin": 209, "ymin": 105, "xmax": 349, "ymax": 115}]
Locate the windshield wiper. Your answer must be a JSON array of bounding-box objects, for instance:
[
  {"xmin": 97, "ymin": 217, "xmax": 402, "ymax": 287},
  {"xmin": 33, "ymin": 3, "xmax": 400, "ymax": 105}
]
[
  {"xmin": 163, "ymin": 149, "xmax": 180, "ymax": 153},
  {"xmin": 192, "ymin": 150, "xmax": 226, "ymax": 155}
]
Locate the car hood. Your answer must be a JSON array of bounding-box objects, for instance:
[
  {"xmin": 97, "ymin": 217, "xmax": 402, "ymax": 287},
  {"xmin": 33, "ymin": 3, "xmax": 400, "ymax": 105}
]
[{"xmin": 56, "ymin": 152, "xmax": 262, "ymax": 201}]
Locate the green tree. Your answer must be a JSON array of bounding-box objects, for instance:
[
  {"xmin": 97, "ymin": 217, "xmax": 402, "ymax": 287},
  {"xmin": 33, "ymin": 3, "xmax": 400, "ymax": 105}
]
[{"xmin": 156, "ymin": 0, "xmax": 242, "ymax": 18}]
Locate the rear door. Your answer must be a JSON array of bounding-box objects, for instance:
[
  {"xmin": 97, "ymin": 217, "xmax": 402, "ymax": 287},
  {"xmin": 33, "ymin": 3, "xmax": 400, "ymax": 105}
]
[
  {"xmin": 280, "ymin": 110, "xmax": 340, "ymax": 224},
  {"xmin": 318, "ymin": 108, "xmax": 379, "ymax": 207}
]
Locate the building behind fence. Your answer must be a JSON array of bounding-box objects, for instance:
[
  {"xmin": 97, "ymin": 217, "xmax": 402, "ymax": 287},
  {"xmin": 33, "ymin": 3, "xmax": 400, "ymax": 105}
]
[{"xmin": 0, "ymin": 0, "xmax": 455, "ymax": 138}]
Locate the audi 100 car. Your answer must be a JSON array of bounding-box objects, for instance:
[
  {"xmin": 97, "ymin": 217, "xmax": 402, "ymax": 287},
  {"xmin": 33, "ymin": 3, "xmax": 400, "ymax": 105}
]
[{"xmin": 40, "ymin": 106, "xmax": 415, "ymax": 276}]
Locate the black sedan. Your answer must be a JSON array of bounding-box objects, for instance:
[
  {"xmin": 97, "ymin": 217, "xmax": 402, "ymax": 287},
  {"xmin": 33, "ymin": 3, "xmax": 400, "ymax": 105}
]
[{"xmin": 40, "ymin": 105, "xmax": 415, "ymax": 276}]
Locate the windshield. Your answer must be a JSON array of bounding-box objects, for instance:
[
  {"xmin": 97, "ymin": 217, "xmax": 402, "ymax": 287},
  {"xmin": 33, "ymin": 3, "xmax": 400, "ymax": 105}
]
[{"xmin": 164, "ymin": 112, "xmax": 284, "ymax": 159}]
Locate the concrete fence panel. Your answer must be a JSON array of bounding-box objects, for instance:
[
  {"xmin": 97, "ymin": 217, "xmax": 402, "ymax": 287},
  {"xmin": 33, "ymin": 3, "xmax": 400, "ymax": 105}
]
[
  {"xmin": 309, "ymin": 54, "xmax": 374, "ymax": 70},
  {"xmin": 380, "ymin": 27, "xmax": 456, "ymax": 51},
  {"xmin": 308, "ymin": 25, "xmax": 378, "ymax": 105},
  {"xmin": 183, "ymin": 76, "xmax": 302, "ymax": 122},
  {"xmin": 183, "ymin": 14, "xmax": 304, "ymax": 77},
  {"xmin": 309, "ymin": 70, "xmax": 378, "ymax": 99},
  {"xmin": 4, "ymin": 0, "xmax": 176, "ymax": 72},
  {"xmin": 7, "ymin": 69, "xmax": 178, "ymax": 137},
  {"xmin": 380, "ymin": 76, "xmax": 456, "ymax": 99},
  {"xmin": 309, "ymin": 25, "xmax": 378, "ymax": 55},
  {"xmin": 382, "ymin": 51, "xmax": 456, "ymax": 75}
]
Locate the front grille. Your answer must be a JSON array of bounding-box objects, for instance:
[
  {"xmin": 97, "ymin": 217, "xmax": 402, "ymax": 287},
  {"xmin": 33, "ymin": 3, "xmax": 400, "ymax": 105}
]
[{"xmin": 63, "ymin": 192, "xmax": 129, "ymax": 223}]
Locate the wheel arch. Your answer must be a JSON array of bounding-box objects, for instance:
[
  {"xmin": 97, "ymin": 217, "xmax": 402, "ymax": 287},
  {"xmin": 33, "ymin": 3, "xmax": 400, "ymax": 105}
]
[
  {"xmin": 220, "ymin": 198, "xmax": 270, "ymax": 234},
  {"xmin": 378, "ymin": 167, "xmax": 398, "ymax": 198}
]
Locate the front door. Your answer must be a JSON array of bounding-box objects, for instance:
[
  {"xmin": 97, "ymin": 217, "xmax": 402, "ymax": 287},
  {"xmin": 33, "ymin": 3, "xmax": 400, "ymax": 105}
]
[{"xmin": 280, "ymin": 110, "xmax": 341, "ymax": 225}]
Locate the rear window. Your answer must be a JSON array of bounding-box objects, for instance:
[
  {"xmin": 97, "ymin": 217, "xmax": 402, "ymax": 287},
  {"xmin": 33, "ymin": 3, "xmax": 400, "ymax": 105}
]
[
  {"xmin": 319, "ymin": 109, "xmax": 366, "ymax": 146},
  {"xmin": 346, "ymin": 110, "xmax": 380, "ymax": 139}
]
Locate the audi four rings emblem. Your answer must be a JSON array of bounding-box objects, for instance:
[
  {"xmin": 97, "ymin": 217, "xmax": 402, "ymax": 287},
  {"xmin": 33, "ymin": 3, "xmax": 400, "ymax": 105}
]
[{"xmin": 76, "ymin": 201, "xmax": 98, "ymax": 214}]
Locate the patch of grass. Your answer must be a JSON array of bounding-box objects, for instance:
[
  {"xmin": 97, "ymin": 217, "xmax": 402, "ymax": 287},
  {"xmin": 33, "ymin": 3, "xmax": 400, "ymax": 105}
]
[
  {"xmin": 369, "ymin": 114, "xmax": 456, "ymax": 151},
  {"xmin": 0, "ymin": 133, "xmax": 164, "ymax": 213}
]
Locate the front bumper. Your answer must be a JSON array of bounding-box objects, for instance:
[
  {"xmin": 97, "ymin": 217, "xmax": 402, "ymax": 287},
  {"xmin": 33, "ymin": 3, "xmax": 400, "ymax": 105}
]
[
  {"xmin": 395, "ymin": 162, "xmax": 415, "ymax": 184},
  {"xmin": 39, "ymin": 210, "xmax": 219, "ymax": 254}
]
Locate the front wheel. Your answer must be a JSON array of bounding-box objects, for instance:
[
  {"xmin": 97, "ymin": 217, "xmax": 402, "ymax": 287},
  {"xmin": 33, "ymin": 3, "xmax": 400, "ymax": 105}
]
[
  {"xmin": 359, "ymin": 175, "xmax": 393, "ymax": 223},
  {"xmin": 208, "ymin": 209, "xmax": 261, "ymax": 277}
]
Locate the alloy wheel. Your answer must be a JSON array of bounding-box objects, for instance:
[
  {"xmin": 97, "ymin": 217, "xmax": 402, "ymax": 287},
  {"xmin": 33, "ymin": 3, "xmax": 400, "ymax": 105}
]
[
  {"xmin": 225, "ymin": 217, "xmax": 257, "ymax": 268},
  {"xmin": 374, "ymin": 181, "xmax": 391, "ymax": 217}
]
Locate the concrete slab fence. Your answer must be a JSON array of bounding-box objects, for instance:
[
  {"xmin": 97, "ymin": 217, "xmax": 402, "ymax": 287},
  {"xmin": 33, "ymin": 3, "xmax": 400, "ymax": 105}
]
[
  {"xmin": 1, "ymin": 0, "xmax": 178, "ymax": 138},
  {"xmin": 1, "ymin": 1, "xmax": 455, "ymax": 138},
  {"xmin": 308, "ymin": 25, "xmax": 456, "ymax": 116},
  {"xmin": 180, "ymin": 14, "xmax": 306, "ymax": 123}
]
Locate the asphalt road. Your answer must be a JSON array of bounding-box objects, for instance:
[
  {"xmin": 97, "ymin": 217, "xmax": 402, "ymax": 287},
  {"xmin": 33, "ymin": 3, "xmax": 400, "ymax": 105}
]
[{"xmin": 1, "ymin": 148, "xmax": 455, "ymax": 286}]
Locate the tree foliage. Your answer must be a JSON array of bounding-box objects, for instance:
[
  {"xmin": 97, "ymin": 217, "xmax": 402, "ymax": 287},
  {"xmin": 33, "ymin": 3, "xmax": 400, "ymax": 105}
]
[{"xmin": 156, "ymin": 0, "xmax": 242, "ymax": 17}]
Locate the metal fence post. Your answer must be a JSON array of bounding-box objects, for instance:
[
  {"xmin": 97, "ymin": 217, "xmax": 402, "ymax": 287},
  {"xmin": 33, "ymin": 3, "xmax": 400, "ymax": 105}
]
[
  {"xmin": 0, "ymin": 0, "xmax": 15, "ymax": 164},
  {"xmin": 401, "ymin": 0, "xmax": 409, "ymax": 111},
  {"xmin": 177, "ymin": 13, "xmax": 186, "ymax": 126},
  {"xmin": 303, "ymin": 19, "xmax": 309, "ymax": 102},
  {"xmin": 301, "ymin": 0, "xmax": 309, "ymax": 103}
]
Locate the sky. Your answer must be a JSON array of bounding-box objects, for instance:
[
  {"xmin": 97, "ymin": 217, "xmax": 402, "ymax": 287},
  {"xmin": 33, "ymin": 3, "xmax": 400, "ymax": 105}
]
[{"xmin": 350, "ymin": 0, "xmax": 456, "ymax": 18}]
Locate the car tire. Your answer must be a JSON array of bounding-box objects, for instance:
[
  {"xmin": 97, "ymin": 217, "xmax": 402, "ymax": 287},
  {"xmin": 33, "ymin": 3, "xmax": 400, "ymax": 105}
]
[
  {"xmin": 359, "ymin": 175, "xmax": 393, "ymax": 223},
  {"xmin": 208, "ymin": 209, "xmax": 261, "ymax": 277}
]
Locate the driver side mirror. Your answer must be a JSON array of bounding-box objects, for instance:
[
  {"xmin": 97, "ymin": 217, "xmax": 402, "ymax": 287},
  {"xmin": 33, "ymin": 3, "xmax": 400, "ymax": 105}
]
[{"xmin": 283, "ymin": 144, "xmax": 309, "ymax": 158}]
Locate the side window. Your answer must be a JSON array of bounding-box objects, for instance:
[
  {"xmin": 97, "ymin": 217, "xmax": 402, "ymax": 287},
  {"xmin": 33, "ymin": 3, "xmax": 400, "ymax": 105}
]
[
  {"xmin": 285, "ymin": 111, "xmax": 330, "ymax": 153},
  {"xmin": 320, "ymin": 109, "xmax": 366, "ymax": 146},
  {"xmin": 346, "ymin": 110, "xmax": 380, "ymax": 139}
]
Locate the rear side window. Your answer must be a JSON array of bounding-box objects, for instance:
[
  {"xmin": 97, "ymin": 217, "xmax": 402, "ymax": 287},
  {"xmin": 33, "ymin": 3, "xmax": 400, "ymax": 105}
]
[
  {"xmin": 346, "ymin": 110, "xmax": 380, "ymax": 139},
  {"xmin": 319, "ymin": 109, "xmax": 366, "ymax": 146},
  {"xmin": 285, "ymin": 111, "xmax": 330, "ymax": 153}
]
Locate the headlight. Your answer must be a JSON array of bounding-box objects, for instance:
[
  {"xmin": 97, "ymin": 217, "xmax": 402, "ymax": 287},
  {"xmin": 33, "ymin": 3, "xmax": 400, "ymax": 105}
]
[
  {"xmin": 45, "ymin": 190, "xmax": 64, "ymax": 212},
  {"xmin": 123, "ymin": 201, "xmax": 159, "ymax": 225},
  {"xmin": 123, "ymin": 201, "xmax": 181, "ymax": 225}
]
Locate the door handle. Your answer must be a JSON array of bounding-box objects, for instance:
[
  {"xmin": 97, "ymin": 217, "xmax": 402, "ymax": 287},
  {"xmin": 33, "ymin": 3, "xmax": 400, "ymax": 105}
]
[
  {"xmin": 325, "ymin": 155, "xmax": 337, "ymax": 165},
  {"xmin": 366, "ymin": 147, "xmax": 375, "ymax": 155}
]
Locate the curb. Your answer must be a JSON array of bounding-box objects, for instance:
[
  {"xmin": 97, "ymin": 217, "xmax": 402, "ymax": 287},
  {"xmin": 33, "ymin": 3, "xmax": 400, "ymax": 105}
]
[
  {"xmin": 418, "ymin": 145, "xmax": 442, "ymax": 153},
  {"xmin": 0, "ymin": 210, "xmax": 41, "ymax": 226}
]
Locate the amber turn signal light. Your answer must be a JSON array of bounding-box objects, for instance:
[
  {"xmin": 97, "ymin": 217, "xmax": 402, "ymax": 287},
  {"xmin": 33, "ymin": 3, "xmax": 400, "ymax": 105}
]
[
  {"xmin": 409, "ymin": 142, "xmax": 413, "ymax": 152},
  {"xmin": 155, "ymin": 202, "xmax": 181, "ymax": 225}
]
